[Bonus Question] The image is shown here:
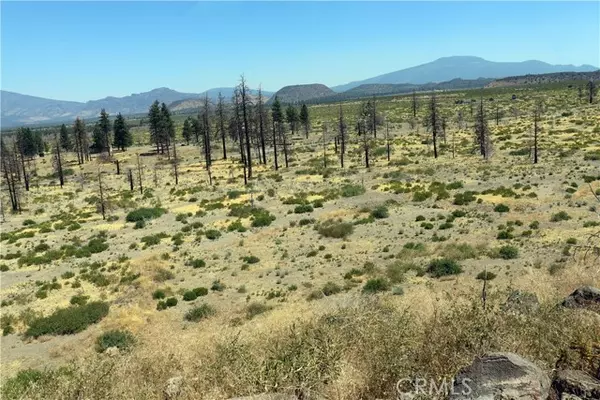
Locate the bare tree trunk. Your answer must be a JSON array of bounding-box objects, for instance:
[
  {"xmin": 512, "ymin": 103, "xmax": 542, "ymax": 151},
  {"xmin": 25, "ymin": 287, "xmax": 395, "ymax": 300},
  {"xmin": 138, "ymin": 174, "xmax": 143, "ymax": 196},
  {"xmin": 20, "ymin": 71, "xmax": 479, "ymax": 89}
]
[
  {"xmin": 98, "ymin": 169, "xmax": 106, "ymax": 220},
  {"xmin": 240, "ymin": 76, "xmax": 252, "ymax": 179},
  {"xmin": 386, "ymin": 121, "xmax": 391, "ymax": 162},
  {"xmin": 128, "ymin": 169, "xmax": 134, "ymax": 191},
  {"xmin": 172, "ymin": 138, "xmax": 179, "ymax": 185},
  {"xmin": 137, "ymin": 154, "xmax": 144, "ymax": 195},
  {"xmin": 272, "ymin": 119, "xmax": 279, "ymax": 171}
]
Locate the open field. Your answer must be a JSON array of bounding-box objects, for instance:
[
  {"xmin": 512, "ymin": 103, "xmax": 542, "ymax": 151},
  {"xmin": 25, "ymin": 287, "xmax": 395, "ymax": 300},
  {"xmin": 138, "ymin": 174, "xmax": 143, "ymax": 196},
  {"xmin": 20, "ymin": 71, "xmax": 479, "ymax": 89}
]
[{"xmin": 1, "ymin": 84, "xmax": 599, "ymax": 399}]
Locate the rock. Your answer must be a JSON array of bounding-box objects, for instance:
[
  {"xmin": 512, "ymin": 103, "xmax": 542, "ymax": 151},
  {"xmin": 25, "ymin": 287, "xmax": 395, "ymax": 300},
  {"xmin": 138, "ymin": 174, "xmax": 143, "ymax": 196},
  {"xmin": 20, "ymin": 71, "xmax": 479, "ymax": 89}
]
[
  {"xmin": 449, "ymin": 352, "xmax": 550, "ymax": 400},
  {"xmin": 104, "ymin": 346, "xmax": 120, "ymax": 357},
  {"xmin": 561, "ymin": 287, "xmax": 600, "ymax": 313},
  {"xmin": 164, "ymin": 376, "xmax": 183, "ymax": 400},
  {"xmin": 551, "ymin": 370, "xmax": 600, "ymax": 400},
  {"xmin": 502, "ymin": 290, "xmax": 540, "ymax": 314}
]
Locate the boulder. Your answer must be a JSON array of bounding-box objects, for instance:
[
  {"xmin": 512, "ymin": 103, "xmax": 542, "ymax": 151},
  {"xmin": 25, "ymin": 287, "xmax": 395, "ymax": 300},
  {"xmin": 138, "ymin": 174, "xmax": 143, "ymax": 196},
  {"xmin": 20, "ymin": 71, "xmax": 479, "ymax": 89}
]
[
  {"xmin": 561, "ymin": 287, "xmax": 600, "ymax": 313},
  {"xmin": 449, "ymin": 352, "xmax": 550, "ymax": 400},
  {"xmin": 551, "ymin": 370, "xmax": 600, "ymax": 400},
  {"xmin": 502, "ymin": 290, "xmax": 540, "ymax": 314}
]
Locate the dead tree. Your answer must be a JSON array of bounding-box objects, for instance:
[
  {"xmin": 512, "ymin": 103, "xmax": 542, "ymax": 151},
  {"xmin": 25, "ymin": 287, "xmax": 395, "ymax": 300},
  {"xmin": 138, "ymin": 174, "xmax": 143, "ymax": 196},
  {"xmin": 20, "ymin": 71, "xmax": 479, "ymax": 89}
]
[
  {"xmin": 322, "ymin": 123, "xmax": 328, "ymax": 169},
  {"xmin": 272, "ymin": 118, "xmax": 279, "ymax": 171},
  {"xmin": 53, "ymin": 134, "xmax": 65, "ymax": 188},
  {"xmin": 128, "ymin": 169, "xmax": 134, "ymax": 191},
  {"xmin": 115, "ymin": 160, "xmax": 120, "ymax": 175},
  {"xmin": 411, "ymin": 90, "xmax": 418, "ymax": 119},
  {"xmin": 385, "ymin": 120, "xmax": 391, "ymax": 162},
  {"xmin": 216, "ymin": 92, "xmax": 228, "ymax": 160},
  {"xmin": 425, "ymin": 94, "xmax": 442, "ymax": 159},
  {"xmin": 97, "ymin": 169, "xmax": 106, "ymax": 220},
  {"xmin": 172, "ymin": 137, "xmax": 179, "ymax": 185},
  {"xmin": 257, "ymin": 87, "xmax": 267, "ymax": 165},
  {"xmin": 1, "ymin": 139, "xmax": 21, "ymax": 212},
  {"xmin": 475, "ymin": 99, "xmax": 493, "ymax": 160},
  {"xmin": 588, "ymin": 80, "xmax": 596, "ymax": 104},
  {"xmin": 338, "ymin": 105, "xmax": 347, "ymax": 168},
  {"xmin": 532, "ymin": 101, "xmax": 543, "ymax": 164},
  {"xmin": 136, "ymin": 154, "xmax": 144, "ymax": 195},
  {"xmin": 239, "ymin": 75, "xmax": 252, "ymax": 179}
]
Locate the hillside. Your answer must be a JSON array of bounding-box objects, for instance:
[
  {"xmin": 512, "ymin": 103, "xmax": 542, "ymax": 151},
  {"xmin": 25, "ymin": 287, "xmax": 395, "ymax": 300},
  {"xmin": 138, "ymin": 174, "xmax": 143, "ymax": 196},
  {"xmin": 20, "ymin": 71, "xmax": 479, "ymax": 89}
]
[
  {"xmin": 486, "ymin": 70, "xmax": 600, "ymax": 87},
  {"xmin": 266, "ymin": 84, "xmax": 335, "ymax": 104},
  {"xmin": 332, "ymin": 56, "xmax": 598, "ymax": 92},
  {"xmin": 169, "ymin": 89, "xmax": 274, "ymax": 113}
]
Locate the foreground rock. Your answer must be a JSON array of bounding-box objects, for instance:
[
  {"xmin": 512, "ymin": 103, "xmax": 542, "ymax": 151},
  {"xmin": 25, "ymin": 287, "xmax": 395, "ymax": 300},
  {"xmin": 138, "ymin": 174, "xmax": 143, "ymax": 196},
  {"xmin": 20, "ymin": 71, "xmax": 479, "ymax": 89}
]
[
  {"xmin": 551, "ymin": 369, "xmax": 600, "ymax": 400},
  {"xmin": 449, "ymin": 352, "xmax": 550, "ymax": 400},
  {"xmin": 561, "ymin": 287, "xmax": 600, "ymax": 313}
]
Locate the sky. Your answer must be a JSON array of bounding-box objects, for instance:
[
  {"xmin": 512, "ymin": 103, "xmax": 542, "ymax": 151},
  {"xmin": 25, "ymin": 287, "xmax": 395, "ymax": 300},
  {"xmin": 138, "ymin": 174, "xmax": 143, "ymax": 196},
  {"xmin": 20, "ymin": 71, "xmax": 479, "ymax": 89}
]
[{"xmin": 1, "ymin": 1, "xmax": 599, "ymax": 102}]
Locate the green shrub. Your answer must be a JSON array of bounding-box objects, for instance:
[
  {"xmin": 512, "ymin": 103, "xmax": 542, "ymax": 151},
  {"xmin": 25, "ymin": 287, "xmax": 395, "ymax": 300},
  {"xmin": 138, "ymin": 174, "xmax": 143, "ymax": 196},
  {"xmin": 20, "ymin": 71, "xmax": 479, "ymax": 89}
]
[
  {"xmin": 211, "ymin": 280, "xmax": 225, "ymax": 292},
  {"xmin": 242, "ymin": 255, "xmax": 260, "ymax": 264},
  {"xmin": 69, "ymin": 294, "xmax": 89, "ymax": 306},
  {"xmin": 25, "ymin": 301, "xmax": 109, "ymax": 338},
  {"xmin": 370, "ymin": 206, "xmax": 389, "ymax": 219},
  {"xmin": 427, "ymin": 258, "xmax": 462, "ymax": 277},
  {"xmin": 453, "ymin": 191, "xmax": 477, "ymax": 205},
  {"xmin": 294, "ymin": 204, "xmax": 314, "ymax": 214},
  {"xmin": 23, "ymin": 219, "xmax": 37, "ymax": 226},
  {"xmin": 494, "ymin": 204, "xmax": 510, "ymax": 213},
  {"xmin": 193, "ymin": 287, "xmax": 208, "ymax": 297},
  {"xmin": 152, "ymin": 290, "xmax": 166, "ymax": 300},
  {"xmin": 362, "ymin": 278, "xmax": 390, "ymax": 293},
  {"xmin": 189, "ymin": 259, "xmax": 206, "ymax": 269},
  {"xmin": 183, "ymin": 291, "xmax": 198, "ymax": 301},
  {"xmin": 245, "ymin": 302, "xmax": 272, "ymax": 320},
  {"xmin": 321, "ymin": 282, "xmax": 342, "ymax": 296},
  {"xmin": 251, "ymin": 209, "xmax": 276, "ymax": 227},
  {"xmin": 550, "ymin": 211, "xmax": 571, "ymax": 222},
  {"xmin": 165, "ymin": 297, "xmax": 178, "ymax": 307},
  {"xmin": 126, "ymin": 207, "xmax": 166, "ymax": 223},
  {"xmin": 95, "ymin": 329, "xmax": 135, "ymax": 353},
  {"xmin": 227, "ymin": 220, "xmax": 247, "ymax": 232},
  {"xmin": 184, "ymin": 304, "xmax": 216, "ymax": 322},
  {"xmin": 476, "ymin": 271, "xmax": 497, "ymax": 281},
  {"xmin": 498, "ymin": 245, "xmax": 519, "ymax": 259},
  {"xmin": 340, "ymin": 184, "xmax": 365, "ymax": 197},
  {"xmin": 318, "ymin": 220, "xmax": 354, "ymax": 238},
  {"xmin": 205, "ymin": 229, "xmax": 222, "ymax": 240},
  {"xmin": 61, "ymin": 271, "xmax": 75, "ymax": 279}
]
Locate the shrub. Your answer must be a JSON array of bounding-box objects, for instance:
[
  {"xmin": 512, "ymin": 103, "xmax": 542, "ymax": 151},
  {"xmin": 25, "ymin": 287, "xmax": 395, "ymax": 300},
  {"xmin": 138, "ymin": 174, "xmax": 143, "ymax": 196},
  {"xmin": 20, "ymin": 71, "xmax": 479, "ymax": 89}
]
[
  {"xmin": 69, "ymin": 294, "xmax": 89, "ymax": 306},
  {"xmin": 95, "ymin": 329, "xmax": 135, "ymax": 353},
  {"xmin": 61, "ymin": 271, "xmax": 75, "ymax": 279},
  {"xmin": 0, "ymin": 265, "xmax": 9, "ymax": 272},
  {"xmin": 427, "ymin": 258, "xmax": 462, "ymax": 278},
  {"xmin": 318, "ymin": 220, "xmax": 354, "ymax": 238},
  {"xmin": 184, "ymin": 304, "xmax": 216, "ymax": 322},
  {"xmin": 227, "ymin": 220, "xmax": 247, "ymax": 232},
  {"xmin": 321, "ymin": 282, "xmax": 342, "ymax": 296},
  {"xmin": 251, "ymin": 209, "xmax": 276, "ymax": 227},
  {"xmin": 498, "ymin": 245, "xmax": 519, "ymax": 259},
  {"xmin": 25, "ymin": 302, "xmax": 110, "ymax": 338},
  {"xmin": 362, "ymin": 278, "xmax": 390, "ymax": 294},
  {"xmin": 476, "ymin": 271, "xmax": 497, "ymax": 281},
  {"xmin": 126, "ymin": 207, "xmax": 166, "ymax": 223},
  {"xmin": 165, "ymin": 297, "xmax": 178, "ymax": 307},
  {"xmin": 550, "ymin": 211, "xmax": 571, "ymax": 222},
  {"xmin": 242, "ymin": 255, "xmax": 260, "ymax": 264},
  {"xmin": 189, "ymin": 259, "xmax": 206, "ymax": 269},
  {"xmin": 340, "ymin": 184, "xmax": 365, "ymax": 197},
  {"xmin": 494, "ymin": 204, "xmax": 510, "ymax": 213},
  {"xmin": 370, "ymin": 206, "xmax": 389, "ymax": 219},
  {"xmin": 245, "ymin": 302, "xmax": 272, "ymax": 320},
  {"xmin": 205, "ymin": 229, "xmax": 221, "ymax": 240},
  {"xmin": 294, "ymin": 204, "xmax": 314, "ymax": 214},
  {"xmin": 415, "ymin": 215, "xmax": 426, "ymax": 222},
  {"xmin": 23, "ymin": 219, "xmax": 37, "ymax": 226},
  {"xmin": 193, "ymin": 287, "xmax": 208, "ymax": 297},
  {"xmin": 183, "ymin": 291, "xmax": 198, "ymax": 301},
  {"xmin": 453, "ymin": 191, "xmax": 477, "ymax": 205},
  {"xmin": 152, "ymin": 290, "xmax": 166, "ymax": 300},
  {"xmin": 307, "ymin": 290, "xmax": 325, "ymax": 301},
  {"xmin": 211, "ymin": 280, "xmax": 225, "ymax": 292},
  {"xmin": 497, "ymin": 230, "xmax": 513, "ymax": 240}
]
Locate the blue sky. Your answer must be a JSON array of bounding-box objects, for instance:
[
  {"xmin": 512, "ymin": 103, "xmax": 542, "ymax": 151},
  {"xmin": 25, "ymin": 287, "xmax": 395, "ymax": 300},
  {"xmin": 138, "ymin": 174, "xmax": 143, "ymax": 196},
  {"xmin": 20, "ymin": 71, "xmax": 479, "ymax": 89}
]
[{"xmin": 2, "ymin": 1, "xmax": 598, "ymax": 102}]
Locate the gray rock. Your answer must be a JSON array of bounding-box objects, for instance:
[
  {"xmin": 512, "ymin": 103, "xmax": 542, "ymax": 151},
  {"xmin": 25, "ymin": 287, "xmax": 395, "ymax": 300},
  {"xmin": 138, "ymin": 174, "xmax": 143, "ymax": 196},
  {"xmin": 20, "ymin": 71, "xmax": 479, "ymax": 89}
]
[
  {"xmin": 561, "ymin": 287, "xmax": 600, "ymax": 313},
  {"xmin": 502, "ymin": 290, "xmax": 540, "ymax": 314},
  {"xmin": 552, "ymin": 370, "xmax": 600, "ymax": 400},
  {"xmin": 103, "ymin": 346, "xmax": 120, "ymax": 357},
  {"xmin": 449, "ymin": 352, "xmax": 550, "ymax": 400},
  {"xmin": 164, "ymin": 376, "xmax": 183, "ymax": 400}
]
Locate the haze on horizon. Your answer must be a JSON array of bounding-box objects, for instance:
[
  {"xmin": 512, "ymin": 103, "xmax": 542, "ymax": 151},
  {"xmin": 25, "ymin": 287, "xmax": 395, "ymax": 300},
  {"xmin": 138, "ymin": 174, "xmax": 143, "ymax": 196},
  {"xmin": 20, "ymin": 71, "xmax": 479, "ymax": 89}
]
[{"xmin": 1, "ymin": 1, "xmax": 599, "ymax": 102}]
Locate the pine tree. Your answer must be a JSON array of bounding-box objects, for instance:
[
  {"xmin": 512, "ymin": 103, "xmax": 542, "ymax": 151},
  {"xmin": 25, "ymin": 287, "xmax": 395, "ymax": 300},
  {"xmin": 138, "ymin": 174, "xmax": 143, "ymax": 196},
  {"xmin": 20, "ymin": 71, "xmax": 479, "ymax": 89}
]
[
  {"xmin": 299, "ymin": 104, "xmax": 310, "ymax": 138},
  {"xmin": 159, "ymin": 103, "xmax": 175, "ymax": 157},
  {"xmin": 73, "ymin": 117, "xmax": 88, "ymax": 164},
  {"xmin": 182, "ymin": 117, "xmax": 192, "ymax": 145},
  {"xmin": 98, "ymin": 109, "xmax": 111, "ymax": 155},
  {"xmin": 113, "ymin": 113, "xmax": 132, "ymax": 151},
  {"xmin": 16, "ymin": 127, "xmax": 38, "ymax": 158},
  {"xmin": 285, "ymin": 105, "xmax": 299, "ymax": 135},
  {"xmin": 59, "ymin": 124, "xmax": 72, "ymax": 151},
  {"xmin": 148, "ymin": 101, "xmax": 162, "ymax": 154},
  {"xmin": 425, "ymin": 94, "xmax": 442, "ymax": 159}
]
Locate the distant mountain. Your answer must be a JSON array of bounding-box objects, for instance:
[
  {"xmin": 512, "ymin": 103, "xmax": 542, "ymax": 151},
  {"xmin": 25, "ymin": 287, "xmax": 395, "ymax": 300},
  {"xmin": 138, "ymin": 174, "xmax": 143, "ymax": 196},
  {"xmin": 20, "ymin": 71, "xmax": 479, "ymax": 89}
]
[
  {"xmin": 1, "ymin": 87, "xmax": 273, "ymax": 128},
  {"xmin": 266, "ymin": 84, "xmax": 335, "ymax": 104},
  {"xmin": 487, "ymin": 70, "xmax": 600, "ymax": 88},
  {"xmin": 332, "ymin": 56, "xmax": 598, "ymax": 92},
  {"xmin": 169, "ymin": 88, "xmax": 274, "ymax": 113}
]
